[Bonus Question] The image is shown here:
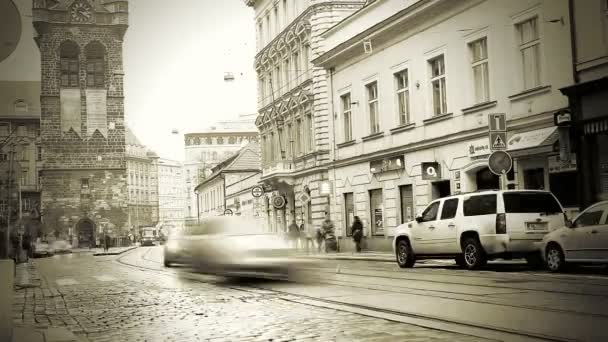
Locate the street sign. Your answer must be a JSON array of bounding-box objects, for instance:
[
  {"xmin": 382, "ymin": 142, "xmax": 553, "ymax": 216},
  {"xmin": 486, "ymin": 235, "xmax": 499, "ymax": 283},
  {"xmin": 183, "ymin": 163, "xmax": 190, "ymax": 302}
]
[
  {"xmin": 298, "ymin": 192, "xmax": 311, "ymax": 204},
  {"xmin": 272, "ymin": 195, "xmax": 286, "ymax": 209},
  {"xmin": 251, "ymin": 185, "xmax": 264, "ymax": 198},
  {"xmin": 489, "ymin": 132, "xmax": 507, "ymax": 151},
  {"xmin": 421, "ymin": 162, "xmax": 441, "ymax": 180},
  {"xmin": 223, "ymin": 209, "xmax": 233, "ymax": 216},
  {"xmin": 488, "ymin": 151, "xmax": 513, "ymax": 176},
  {"xmin": 488, "ymin": 113, "xmax": 506, "ymax": 131},
  {"xmin": 319, "ymin": 181, "xmax": 332, "ymax": 196}
]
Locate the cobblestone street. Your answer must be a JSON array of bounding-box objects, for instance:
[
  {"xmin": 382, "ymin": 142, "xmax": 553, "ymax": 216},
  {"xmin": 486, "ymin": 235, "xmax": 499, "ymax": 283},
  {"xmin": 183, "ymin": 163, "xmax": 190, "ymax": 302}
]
[{"xmin": 12, "ymin": 251, "xmax": 493, "ymax": 342}]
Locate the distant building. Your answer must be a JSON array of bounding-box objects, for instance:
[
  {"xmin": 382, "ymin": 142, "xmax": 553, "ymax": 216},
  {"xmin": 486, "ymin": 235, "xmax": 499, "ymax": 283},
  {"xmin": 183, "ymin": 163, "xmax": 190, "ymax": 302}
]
[
  {"xmin": 157, "ymin": 159, "xmax": 187, "ymax": 231},
  {"xmin": 183, "ymin": 113, "xmax": 259, "ymax": 221},
  {"xmin": 195, "ymin": 142, "xmax": 261, "ymax": 220},
  {"xmin": 126, "ymin": 128, "xmax": 159, "ymax": 231}
]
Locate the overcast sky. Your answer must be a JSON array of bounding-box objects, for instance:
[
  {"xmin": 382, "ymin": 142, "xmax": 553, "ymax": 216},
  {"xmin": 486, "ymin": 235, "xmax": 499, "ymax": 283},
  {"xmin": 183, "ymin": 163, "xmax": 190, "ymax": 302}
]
[{"xmin": 123, "ymin": 0, "xmax": 257, "ymax": 161}]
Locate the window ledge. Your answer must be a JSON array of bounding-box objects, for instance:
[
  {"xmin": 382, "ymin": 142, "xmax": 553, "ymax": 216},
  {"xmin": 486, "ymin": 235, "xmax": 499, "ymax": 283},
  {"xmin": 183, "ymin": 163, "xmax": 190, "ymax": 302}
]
[
  {"xmin": 337, "ymin": 140, "xmax": 356, "ymax": 148},
  {"xmin": 508, "ymin": 85, "xmax": 552, "ymax": 102},
  {"xmin": 389, "ymin": 123, "xmax": 416, "ymax": 135},
  {"xmin": 361, "ymin": 132, "xmax": 384, "ymax": 142},
  {"xmin": 462, "ymin": 101, "xmax": 498, "ymax": 115},
  {"xmin": 423, "ymin": 112, "xmax": 453, "ymax": 125}
]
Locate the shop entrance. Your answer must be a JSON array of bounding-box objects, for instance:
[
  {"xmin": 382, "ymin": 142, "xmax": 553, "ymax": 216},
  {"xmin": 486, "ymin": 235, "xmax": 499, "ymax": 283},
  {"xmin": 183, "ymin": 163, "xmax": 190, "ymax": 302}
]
[
  {"xmin": 76, "ymin": 218, "xmax": 95, "ymax": 248},
  {"xmin": 476, "ymin": 167, "xmax": 500, "ymax": 190}
]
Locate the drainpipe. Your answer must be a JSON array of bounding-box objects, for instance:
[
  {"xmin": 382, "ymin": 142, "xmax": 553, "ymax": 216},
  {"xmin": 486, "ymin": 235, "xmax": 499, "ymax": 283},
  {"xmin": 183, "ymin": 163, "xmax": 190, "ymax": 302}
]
[{"xmin": 568, "ymin": 0, "xmax": 579, "ymax": 84}]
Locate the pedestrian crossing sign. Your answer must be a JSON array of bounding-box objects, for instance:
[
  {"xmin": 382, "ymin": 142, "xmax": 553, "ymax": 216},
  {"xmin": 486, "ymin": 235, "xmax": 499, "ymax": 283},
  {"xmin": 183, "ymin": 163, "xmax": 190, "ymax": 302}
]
[{"xmin": 490, "ymin": 132, "xmax": 507, "ymax": 151}]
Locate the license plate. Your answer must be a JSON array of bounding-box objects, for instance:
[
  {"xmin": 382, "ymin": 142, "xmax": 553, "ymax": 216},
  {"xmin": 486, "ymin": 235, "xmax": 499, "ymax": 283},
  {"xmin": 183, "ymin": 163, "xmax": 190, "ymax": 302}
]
[{"xmin": 526, "ymin": 222, "xmax": 548, "ymax": 231}]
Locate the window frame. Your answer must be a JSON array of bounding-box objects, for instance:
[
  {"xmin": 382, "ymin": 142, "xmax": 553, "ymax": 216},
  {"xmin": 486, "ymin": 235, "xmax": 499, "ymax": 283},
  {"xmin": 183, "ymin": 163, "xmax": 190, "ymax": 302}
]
[
  {"xmin": 440, "ymin": 198, "xmax": 459, "ymax": 220},
  {"xmin": 394, "ymin": 69, "xmax": 410, "ymax": 126},
  {"xmin": 366, "ymin": 81, "xmax": 380, "ymax": 134},
  {"xmin": 429, "ymin": 55, "xmax": 447, "ymax": 116},
  {"xmin": 60, "ymin": 42, "xmax": 80, "ymax": 88},
  {"xmin": 421, "ymin": 201, "xmax": 440, "ymax": 222},
  {"xmin": 341, "ymin": 92, "xmax": 353, "ymax": 142},
  {"xmin": 516, "ymin": 16, "xmax": 541, "ymax": 90},
  {"xmin": 469, "ymin": 37, "xmax": 490, "ymax": 104}
]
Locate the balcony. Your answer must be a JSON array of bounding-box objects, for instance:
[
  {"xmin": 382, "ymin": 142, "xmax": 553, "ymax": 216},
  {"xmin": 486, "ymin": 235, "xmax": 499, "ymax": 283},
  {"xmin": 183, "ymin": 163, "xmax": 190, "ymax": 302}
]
[{"xmin": 262, "ymin": 160, "xmax": 295, "ymax": 178}]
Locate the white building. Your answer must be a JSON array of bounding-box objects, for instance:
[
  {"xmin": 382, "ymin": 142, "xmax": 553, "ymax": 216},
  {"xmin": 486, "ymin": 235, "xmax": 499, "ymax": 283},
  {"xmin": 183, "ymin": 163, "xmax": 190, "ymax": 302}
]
[
  {"xmin": 183, "ymin": 113, "xmax": 258, "ymax": 221},
  {"xmin": 315, "ymin": 0, "xmax": 575, "ymax": 251},
  {"xmin": 157, "ymin": 158, "xmax": 187, "ymax": 231},
  {"xmin": 126, "ymin": 127, "xmax": 159, "ymax": 230},
  {"xmin": 244, "ymin": 0, "xmax": 366, "ymax": 234}
]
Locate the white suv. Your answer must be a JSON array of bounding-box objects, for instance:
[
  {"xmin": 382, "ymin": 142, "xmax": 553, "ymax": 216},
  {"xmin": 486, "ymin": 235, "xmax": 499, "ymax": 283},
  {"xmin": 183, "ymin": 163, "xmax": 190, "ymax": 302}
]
[{"xmin": 392, "ymin": 190, "xmax": 567, "ymax": 270}]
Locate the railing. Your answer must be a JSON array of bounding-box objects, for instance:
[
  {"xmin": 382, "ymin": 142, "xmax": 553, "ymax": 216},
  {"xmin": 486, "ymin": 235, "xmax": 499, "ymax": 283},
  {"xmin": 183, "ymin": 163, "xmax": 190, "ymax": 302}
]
[{"xmin": 262, "ymin": 160, "xmax": 295, "ymax": 177}]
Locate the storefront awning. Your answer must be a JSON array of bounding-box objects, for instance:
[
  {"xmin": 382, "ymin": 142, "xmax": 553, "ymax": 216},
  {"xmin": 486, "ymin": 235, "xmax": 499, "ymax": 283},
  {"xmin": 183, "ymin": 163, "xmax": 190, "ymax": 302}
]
[{"xmin": 507, "ymin": 127, "xmax": 558, "ymax": 153}]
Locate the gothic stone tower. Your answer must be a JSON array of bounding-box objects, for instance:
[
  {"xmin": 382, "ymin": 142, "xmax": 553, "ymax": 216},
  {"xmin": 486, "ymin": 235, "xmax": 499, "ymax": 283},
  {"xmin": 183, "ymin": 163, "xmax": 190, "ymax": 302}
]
[{"xmin": 32, "ymin": 0, "xmax": 129, "ymax": 247}]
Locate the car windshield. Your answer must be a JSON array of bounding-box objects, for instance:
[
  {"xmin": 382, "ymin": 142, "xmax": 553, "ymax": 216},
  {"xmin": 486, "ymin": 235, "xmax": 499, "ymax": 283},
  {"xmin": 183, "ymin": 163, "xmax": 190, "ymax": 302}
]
[{"xmin": 503, "ymin": 192, "xmax": 562, "ymax": 214}]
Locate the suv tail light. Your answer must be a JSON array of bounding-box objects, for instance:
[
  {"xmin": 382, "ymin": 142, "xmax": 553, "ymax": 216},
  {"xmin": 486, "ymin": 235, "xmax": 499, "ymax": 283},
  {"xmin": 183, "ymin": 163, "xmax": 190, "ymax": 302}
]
[{"xmin": 496, "ymin": 213, "xmax": 507, "ymax": 234}]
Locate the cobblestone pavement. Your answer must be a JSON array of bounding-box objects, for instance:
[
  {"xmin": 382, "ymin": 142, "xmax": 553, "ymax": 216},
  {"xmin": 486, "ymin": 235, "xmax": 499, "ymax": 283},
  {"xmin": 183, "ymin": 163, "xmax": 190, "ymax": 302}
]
[{"xmin": 11, "ymin": 252, "xmax": 495, "ymax": 342}]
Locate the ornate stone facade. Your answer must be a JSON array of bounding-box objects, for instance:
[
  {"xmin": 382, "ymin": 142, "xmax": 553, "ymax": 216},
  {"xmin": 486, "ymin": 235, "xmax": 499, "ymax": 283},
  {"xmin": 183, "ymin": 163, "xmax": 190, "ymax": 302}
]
[{"xmin": 32, "ymin": 0, "xmax": 129, "ymax": 247}]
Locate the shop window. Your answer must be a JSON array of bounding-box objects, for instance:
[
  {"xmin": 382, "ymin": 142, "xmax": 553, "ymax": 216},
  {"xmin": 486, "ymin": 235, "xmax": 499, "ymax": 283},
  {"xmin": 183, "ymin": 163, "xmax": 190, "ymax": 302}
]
[
  {"xmin": 432, "ymin": 180, "xmax": 451, "ymax": 200},
  {"xmin": 369, "ymin": 189, "xmax": 384, "ymax": 235},
  {"xmin": 524, "ymin": 168, "xmax": 545, "ymax": 190},
  {"xmin": 344, "ymin": 193, "xmax": 354, "ymax": 236},
  {"xmin": 399, "ymin": 185, "xmax": 414, "ymax": 224}
]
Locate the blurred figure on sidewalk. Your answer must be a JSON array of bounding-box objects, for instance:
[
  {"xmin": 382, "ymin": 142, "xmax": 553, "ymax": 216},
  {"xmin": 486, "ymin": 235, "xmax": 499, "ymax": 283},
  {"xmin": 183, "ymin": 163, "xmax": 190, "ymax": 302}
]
[
  {"xmin": 321, "ymin": 212, "xmax": 337, "ymax": 253},
  {"xmin": 315, "ymin": 228, "xmax": 324, "ymax": 253},
  {"xmin": 288, "ymin": 220, "xmax": 300, "ymax": 249},
  {"xmin": 351, "ymin": 216, "xmax": 363, "ymax": 253},
  {"xmin": 103, "ymin": 232, "xmax": 110, "ymax": 252},
  {"xmin": 300, "ymin": 218, "xmax": 314, "ymax": 254}
]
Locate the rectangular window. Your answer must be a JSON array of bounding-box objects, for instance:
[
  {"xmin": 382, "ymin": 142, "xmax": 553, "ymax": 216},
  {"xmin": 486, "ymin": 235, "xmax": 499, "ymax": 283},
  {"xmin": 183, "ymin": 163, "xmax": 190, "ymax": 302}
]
[
  {"xmin": 81, "ymin": 178, "xmax": 89, "ymax": 190},
  {"xmin": 265, "ymin": 15, "xmax": 271, "ymax": 42},
  {"xmin": 283, "ymin": 0, "xmax": 288, "ymax": 25},
  {"xmin": 283, "ymin": 59, "xmax": 290, "ymax": 91},
  {"xmin": 274, "ymin": 6, "xmax": 279, "ymax": 35},
  {"xmin": 399, "ymin": 185, "xmax": 414, "ymax": 224},
  {"xmin": 286, "ymin": 124, "xmax": 292, "ymax": 158},
  {"xmin": 517, "ymin": 17, "xmax": 541, "ymax": 89},
  {"xmin": 269, "ymin": 132, "xmax": 275, "ymax": 162},
  {"xmin": 366, "ymin": 82, "xmax": 380, "ymax": 134},
  {"xmin": 369, "ymin": 189, "xmax": 384, "ymax": 236},
  {"xmin": 341, "ymin": 93, "xmax": 353, "ymax": 141},
  {"xmin": 0, "ymin": 123, "xmax": 9, "ymax": 136},
  {"xmin": 275, "ymin": 65, "xmax": 281, "ymax": 95},
  {"xmin": 37, "ymin": 145, "xmax": 42, "ymax": 161},
  {"xmin": 258, "ymin": 22, "xmax": 264, "ymax": 46},
  {"xmin": 20, "ymin": 169, "xmax": 27, "ymax": 186},
  {"xmin": 440, "ymin": 198, "xmax": 459, "ymax": 220},
  {"xmin": 430, "ymin": 55, "xmax": 447, "ymax": 115},
  {"xmin": 293, "ymin": 52, "xmax": 300, "ymax": 84},
  {"xmin": 394, "ymin": 69, "xmax": 410, "ymax": 125},
  {"xmin": 306, "ymin": 113, "xmax": 313, "ymax": 152},
  {"xmin": 303, "ymin": 45, "xmax": 310, "ymax": 77},
  {"xmin": 469, "ymin": 38, "xmax": 490, "ymax": 103},
  {"xmin": 296, "ymin": 119, "xmax": 302, "ymax": 156},
  {"xmin": 463, "ymin": 194, "xmax": 497, "ymax": 216},
  {"xmin": 503, "ymin": 192, "xmax": 562, "ymax": 214},
  {"xmin": 277, "ymin": 127, "xmax": 284, "ymax": 159}
]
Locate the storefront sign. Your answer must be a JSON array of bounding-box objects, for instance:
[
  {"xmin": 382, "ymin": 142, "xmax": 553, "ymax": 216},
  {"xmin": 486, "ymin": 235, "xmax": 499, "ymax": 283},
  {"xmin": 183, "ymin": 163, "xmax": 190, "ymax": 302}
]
[
  {"xmin": 421, "ymin": 162, "xmax": 441, "ymax": 180},
  {"xmin": 319, "ymin": 181, "xmax": 333, "ymax": 196},
  {"xmin": 468, "ymin": 138, "xmax": 491, "ymax": 158},
  {"xmin": 370, "ymin": 156, "xmax": 405, "ymax": 174},
  {"xmin": 554, "ymin": 109, "xmax": 572, "ymax": 126},
  {"xmin": 548, "ymin": 155, "xmax": 577, "ymax": 173},
  {"xmin": 374, "ymin": 208, "xmax": 383, "ymax": 229}
]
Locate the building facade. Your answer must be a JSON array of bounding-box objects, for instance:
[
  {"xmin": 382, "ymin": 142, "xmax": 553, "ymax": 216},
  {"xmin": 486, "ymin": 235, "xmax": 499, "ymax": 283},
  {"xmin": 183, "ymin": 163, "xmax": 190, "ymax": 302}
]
[
  {"xmin": 183, "ymin": 113, "xmax": 258, "ymax": 221},
  {"xmin": 33, "ymin": 0, "xmax": 130, "ymax": 247},
  {"xmin": 315, "ymin": 0, "xmax": 576, "ymax": 250},
  {"xmin": 244, "ymin": 0, "xmax": 366, "ymax": 234},
  {"xmin": 195, "ymin": 142, "xmax": 261, "ymax": 220},
  {"xmin": 126, "ymin": 127, "xmax": 159, "ymax": 231},
  {"xmin": 560, "ymin": 0, "xmax": 608, "ymax": 207},
  {"xmin": 157, "ymin": 158, "xmax": 186, "ymax": 232}
]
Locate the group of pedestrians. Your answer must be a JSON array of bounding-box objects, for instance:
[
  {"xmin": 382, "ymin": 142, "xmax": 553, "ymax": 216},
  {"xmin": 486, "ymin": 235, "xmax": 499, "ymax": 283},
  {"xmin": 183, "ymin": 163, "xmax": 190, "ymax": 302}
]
[{"xmin": 287, "ymin": 212, "xmax": 365, "ymax": 253}]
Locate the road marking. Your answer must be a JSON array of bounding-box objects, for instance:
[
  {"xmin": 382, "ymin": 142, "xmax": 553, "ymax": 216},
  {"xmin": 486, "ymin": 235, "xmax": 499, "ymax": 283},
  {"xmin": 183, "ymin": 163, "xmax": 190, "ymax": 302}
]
[
  {"xmin": 56, "ymin": 278, "xmax": 79, "ymax": 286},
  {"xmin": 93, "ymin": 275, "xmax": 117, "ymax": 282}
]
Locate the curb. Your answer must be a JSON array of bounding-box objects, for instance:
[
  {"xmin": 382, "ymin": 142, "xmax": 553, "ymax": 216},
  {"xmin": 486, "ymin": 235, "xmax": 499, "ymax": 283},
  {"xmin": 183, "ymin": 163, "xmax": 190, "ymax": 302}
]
[{"xmin": 93, "ymin": 246, "xmax": 138, "ymax": 256}]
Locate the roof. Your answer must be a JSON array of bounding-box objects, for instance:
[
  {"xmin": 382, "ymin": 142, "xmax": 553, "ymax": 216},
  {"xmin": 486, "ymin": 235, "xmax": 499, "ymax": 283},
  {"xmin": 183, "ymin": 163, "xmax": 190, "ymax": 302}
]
[
  {"xmin": 184, "ymin": 114, "xmax": 258, "ymax": 135},
  {"xmin": 125, "ymin": 126, "xmax": 143, "ymax": 146},
  {"xmin": 195, "ymin": 142, "xmax": 261, "ymax": 191}
]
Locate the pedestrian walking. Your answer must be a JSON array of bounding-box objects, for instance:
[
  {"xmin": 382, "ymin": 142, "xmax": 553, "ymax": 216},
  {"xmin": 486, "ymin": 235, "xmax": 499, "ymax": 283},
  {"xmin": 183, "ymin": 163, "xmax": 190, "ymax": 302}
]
[
  {"xmin": 351, "ymin": 216, "xmax": 364, "ymax": 253},
  {"xmin": 288, "ymin": 220, "xmax": 300, "ymax": 249},
  {"xmin": 321, "ymin": 212, "xmax": 337, "ymax": 253},
  {"xmin": 103, "ymin": 233, "xmax": 110, "ymax": 252},
  {"xmin": 300, "ymin": 219, "xmax": 314, "ymax": 254},
  {"xmin": 315, "ymin": 228, "xmax": 324, "ymax": 253}
]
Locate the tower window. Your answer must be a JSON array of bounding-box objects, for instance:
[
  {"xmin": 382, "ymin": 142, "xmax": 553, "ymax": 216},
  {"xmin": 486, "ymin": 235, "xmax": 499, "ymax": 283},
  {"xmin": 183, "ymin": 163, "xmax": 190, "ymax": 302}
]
[
  {"xmin": 60, "ymin": 41, "xmax": 80, "ymax": 88},
  {"xmin": 86, "ymin": 42, "xmax": 106, "ymax": 88}
]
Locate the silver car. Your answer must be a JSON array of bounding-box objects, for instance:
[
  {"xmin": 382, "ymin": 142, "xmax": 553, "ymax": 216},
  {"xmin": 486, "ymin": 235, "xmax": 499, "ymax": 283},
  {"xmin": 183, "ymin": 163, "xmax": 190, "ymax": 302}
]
[{"xmin": 187, "ymin": 216, "xmax": 317, "ymax": 281}]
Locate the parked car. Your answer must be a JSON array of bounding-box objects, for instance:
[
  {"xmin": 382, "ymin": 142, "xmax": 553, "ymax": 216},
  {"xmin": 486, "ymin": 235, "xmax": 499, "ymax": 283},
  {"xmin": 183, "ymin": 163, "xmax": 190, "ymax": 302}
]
[
  {"xmin": 541, "ymin": 201, "xmax": 608, "ymax": 272},
  {"xmin": 393, "ymin": 190, "xmax": 567, "ymax": 270},
  {"xmin": 51, "ymin": 240, "xmax": 73, "ymax": 254},
  {"xmin": 33, "ymin": 241, "xmax": 54, "ymax": 258}
]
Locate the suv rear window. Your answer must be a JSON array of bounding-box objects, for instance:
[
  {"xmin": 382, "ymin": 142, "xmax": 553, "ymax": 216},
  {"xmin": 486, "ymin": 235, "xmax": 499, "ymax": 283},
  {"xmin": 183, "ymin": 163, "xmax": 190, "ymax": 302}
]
[
  {"xmin": 503, "ymin": 192, "xmax": 562, "ymax": 214},
  {"xmin": 463, "ymin": 194, "xmax": 497, "ymax": 216}
]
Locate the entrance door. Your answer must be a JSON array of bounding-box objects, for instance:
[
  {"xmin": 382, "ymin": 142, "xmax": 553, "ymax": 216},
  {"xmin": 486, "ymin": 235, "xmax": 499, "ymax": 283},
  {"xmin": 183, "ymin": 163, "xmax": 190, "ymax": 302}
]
[
  {"xmin": 476, "ymin": 168, "xmax": 499, "ymax": 190},
  {"xmin": 344, "ymin": 193, "xmax": 354, "ymax": 236},
  {"xmin": 432, "ymin": 181, "xmax": 451, "ymax": 200},
  {"xmin": 77, "ymin": 219, "xmax": 95, "ymax": 248},
  {"xmin": 400, "ymin": 185, "xmax": 414, "ymax": 224},
  {"xmin": 369, "ymin": 189, "xmax": 384, "ymax": 236}
]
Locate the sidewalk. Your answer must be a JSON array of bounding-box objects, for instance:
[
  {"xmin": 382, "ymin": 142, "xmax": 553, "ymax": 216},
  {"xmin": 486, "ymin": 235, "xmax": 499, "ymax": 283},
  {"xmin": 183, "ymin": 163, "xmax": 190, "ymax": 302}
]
[
  {"xmin": 299, "ymin": 251, "xmax": 394, "ymax": 262},
  {"xmin": 91, "ymin": 245, "xmax": 138, "ymax": 256}
]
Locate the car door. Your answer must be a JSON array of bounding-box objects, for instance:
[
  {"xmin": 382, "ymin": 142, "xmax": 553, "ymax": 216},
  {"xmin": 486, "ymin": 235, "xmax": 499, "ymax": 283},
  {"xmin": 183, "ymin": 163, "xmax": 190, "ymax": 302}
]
[
  {"xmin": 411, "ymin": 201, "xmax": 441, "ymax": 255},
  {"xmin": 566, "ymin": 203, "xmax": 608, "ymax": 261},
  {"xmin": 435, "ymin": 198, "xmax": 460, "ymax": 254}
]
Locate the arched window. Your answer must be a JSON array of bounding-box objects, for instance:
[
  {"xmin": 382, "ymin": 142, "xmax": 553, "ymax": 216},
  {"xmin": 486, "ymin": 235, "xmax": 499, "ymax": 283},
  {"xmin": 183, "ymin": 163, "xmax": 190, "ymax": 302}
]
[
  {"xmin": 85, "ymin": 42, "xmax": 105, "ymax": 88},
  {"xmin": 60, "ymin": 41, "xmax": 79, "ymax": 88}
]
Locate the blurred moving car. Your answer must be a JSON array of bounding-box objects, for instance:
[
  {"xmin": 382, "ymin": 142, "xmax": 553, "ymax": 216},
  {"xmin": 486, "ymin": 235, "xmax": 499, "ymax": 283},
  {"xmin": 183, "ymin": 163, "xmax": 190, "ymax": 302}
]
[
  {"xmin": 175, "ymin": 216, "xmax": 316, "ymax": 280},
  {"xmin": 51, "ymin": 240, "xmax": 73, "ymax": 254},
  {"xmin": 163, "ymin": 228, "xmax": 199, "ymax": 267},
  {"xmin": 541, "ymin": 201, "xmax": 608, "ymax": 272},
  {"xmin": 33, "ymin": 241, "xmax": 53, "ymax": 257}
]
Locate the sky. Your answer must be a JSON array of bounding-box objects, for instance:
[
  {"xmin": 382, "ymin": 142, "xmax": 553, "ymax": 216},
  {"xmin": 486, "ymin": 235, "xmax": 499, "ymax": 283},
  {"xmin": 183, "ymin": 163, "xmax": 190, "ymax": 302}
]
[{"xmin": 123, "ymin": 0, "xmax": 258, "ymax": 161}]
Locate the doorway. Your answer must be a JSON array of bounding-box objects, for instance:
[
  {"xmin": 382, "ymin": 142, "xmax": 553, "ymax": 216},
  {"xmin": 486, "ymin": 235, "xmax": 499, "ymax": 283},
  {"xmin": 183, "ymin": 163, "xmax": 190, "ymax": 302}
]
[
  {"xmin": 399, "ymin": 185, "xmax": 414, "ymax": 223},
  {"xmin": 431, "ymin": 180, "xmax": 451, "ymax": 199},
  {"xmin": 476, "ymin": 167, "xmax": 499, "ymax": 190},
  {"xmin": 76, "ymin": 218, "xmax": 95, "ymax": 248}
]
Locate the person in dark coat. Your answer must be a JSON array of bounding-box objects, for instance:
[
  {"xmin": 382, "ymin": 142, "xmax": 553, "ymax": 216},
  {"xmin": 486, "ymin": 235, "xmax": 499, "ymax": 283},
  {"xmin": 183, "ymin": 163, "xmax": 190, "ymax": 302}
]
[
  {"xmin": 288, "ymin": 220, "xmax": 300, "ymax": 249},
  {"xmin": 351, "ymin": 216, "xmax": 363, "ymax": 253},
  {"xmin": 103, "ymin": 233, "xmax": 110, "ymax": 252},
  {"xmin": 321, "ymin": 212, "xmax": 337, "ymax": 253}
]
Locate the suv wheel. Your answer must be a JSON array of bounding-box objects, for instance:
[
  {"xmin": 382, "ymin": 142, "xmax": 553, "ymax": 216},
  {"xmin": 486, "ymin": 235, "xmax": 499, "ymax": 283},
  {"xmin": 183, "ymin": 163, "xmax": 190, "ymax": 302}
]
[
  {"xmin": 546, "ymin": 244, "xmax": 565, "ymax": 273},
  {"xmin": 396, "ymin": 239, "xmax": 416, "ymax": 268},
  {"xmin": 462, "ymin": 238, "xmax": 487, "ymax": 270}
]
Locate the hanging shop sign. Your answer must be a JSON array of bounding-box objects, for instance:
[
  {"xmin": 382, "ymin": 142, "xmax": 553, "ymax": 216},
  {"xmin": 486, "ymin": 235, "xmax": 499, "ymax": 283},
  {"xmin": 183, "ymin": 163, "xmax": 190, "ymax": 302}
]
[
  {"xmin": 421, "ymin": 162, "xmax": 441, "ymax": 180},
  {"xmin": 548, "ymin": 154, "xmax": 577, "ymax": 173},
  {"xmin": 319, "ymin": 181, "xmax": 333, "ymax": 196},
  {"xmin": 272, "ymin": 195, "xmax": 286, "ymax": 209},
  {"xmin": 370, "ymin": 155, "xmax": 405, "ymax": 174}
]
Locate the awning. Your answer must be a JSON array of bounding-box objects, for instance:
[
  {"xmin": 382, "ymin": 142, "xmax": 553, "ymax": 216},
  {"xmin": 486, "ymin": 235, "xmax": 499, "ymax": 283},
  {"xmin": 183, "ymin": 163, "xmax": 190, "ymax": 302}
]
[{"xmin": 507, "ymin": 126, "xmax": 558, "ymax": 152}]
